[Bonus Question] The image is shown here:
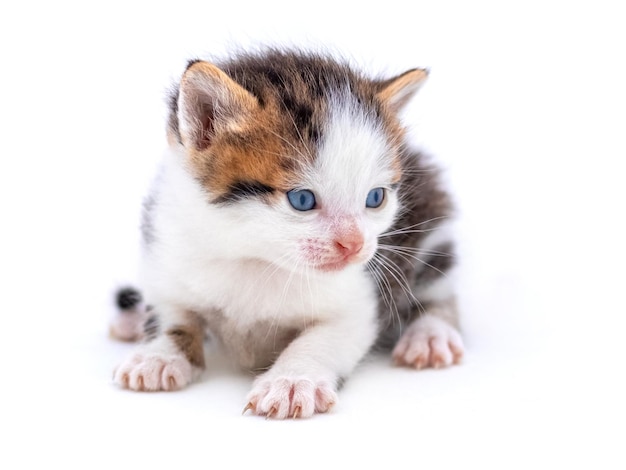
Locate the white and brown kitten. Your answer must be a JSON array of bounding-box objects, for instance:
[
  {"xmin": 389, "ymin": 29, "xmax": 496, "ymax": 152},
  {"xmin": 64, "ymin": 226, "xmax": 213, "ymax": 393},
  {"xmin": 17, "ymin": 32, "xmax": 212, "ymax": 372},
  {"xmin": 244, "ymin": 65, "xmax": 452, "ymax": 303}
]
[{"xmin": 111, "ymin": 48, "xmax": 464, "ymax": 419}]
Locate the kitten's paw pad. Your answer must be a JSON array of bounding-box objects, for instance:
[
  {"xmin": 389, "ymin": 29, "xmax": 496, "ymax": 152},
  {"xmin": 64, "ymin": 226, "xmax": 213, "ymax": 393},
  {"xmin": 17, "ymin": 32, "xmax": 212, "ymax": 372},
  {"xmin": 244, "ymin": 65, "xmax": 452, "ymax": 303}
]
[
  {"xmin": 244, "ymin": 378, "xmax": 337, "ymax": 419},
  {"xmin": 393, "ymin": 314, "xmax": 464, "ymax": 369},
  {"xmin": 113, "ymin": 353, "xmax": 193, "ymax": 391}
]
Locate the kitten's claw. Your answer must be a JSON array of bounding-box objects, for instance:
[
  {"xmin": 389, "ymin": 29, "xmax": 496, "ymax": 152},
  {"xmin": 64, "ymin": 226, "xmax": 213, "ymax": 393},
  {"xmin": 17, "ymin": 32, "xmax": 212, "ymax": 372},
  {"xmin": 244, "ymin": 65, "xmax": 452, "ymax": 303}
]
[
  {"xmin": 242, "ymin": 402, "xmax": 254, "ymax": 416},
  {"xmin": 168, "ymin": 376, "xmax": 177, "ymax": 390},
  {"xmin": 265, "ymin": 406, "xmax": 278, "ymax": 420},
  {"xmin": 119, "ymin": 372, "xmax": 130, "ymax": 388},
  {"xmin": 395, "ymin": 354, "xmax": 425, "ymax": 369},
  {"xmin": 292, "ymin": 405, "xmax": 302, "ymax": 419}
]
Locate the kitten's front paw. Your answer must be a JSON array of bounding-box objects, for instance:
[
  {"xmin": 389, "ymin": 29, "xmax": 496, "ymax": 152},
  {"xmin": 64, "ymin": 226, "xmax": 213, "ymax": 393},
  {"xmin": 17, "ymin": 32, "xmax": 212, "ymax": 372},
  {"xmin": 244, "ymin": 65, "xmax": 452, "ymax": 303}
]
[
  {"xmin": 113, "ymin": 352, "xmax": 193, "ymax": 391},
  {"xmin": 244, "ymin": 377, "xmax": 338, "ymax": 419},
  {"xmin": 393, "ymin": 314, "xmax": 464, "ymax": 369}
]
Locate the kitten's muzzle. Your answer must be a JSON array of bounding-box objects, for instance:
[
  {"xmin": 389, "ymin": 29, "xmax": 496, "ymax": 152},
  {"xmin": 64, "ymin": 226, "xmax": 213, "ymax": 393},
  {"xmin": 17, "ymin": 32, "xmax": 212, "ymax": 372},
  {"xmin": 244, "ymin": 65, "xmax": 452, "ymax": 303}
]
[{"xmin": 315, "ymin": 233, "xmax": 367, "ymax": 272}]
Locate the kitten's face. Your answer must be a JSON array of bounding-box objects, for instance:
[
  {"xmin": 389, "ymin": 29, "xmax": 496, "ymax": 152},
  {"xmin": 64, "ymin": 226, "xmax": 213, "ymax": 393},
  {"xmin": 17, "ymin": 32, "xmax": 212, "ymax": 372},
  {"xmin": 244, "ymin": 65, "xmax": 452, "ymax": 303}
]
[
  {"xmin": 188, "ymin": 98, "xmax": 401, "ymax": 274},
  {"xmin": 173, "ymin": 58, "xmax": 425, "ymax": 274}
]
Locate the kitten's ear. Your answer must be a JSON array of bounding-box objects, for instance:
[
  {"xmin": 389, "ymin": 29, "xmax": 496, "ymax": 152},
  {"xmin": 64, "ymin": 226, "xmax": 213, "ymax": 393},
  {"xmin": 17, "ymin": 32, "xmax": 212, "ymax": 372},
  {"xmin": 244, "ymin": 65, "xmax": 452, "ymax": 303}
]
[
  {"xmin": 376, "ymin": 68, "xmax": 429, "ymax": 113},
  {"xmin": 177, "ymin": 60, "xmax": 259, "ymax": 150}
]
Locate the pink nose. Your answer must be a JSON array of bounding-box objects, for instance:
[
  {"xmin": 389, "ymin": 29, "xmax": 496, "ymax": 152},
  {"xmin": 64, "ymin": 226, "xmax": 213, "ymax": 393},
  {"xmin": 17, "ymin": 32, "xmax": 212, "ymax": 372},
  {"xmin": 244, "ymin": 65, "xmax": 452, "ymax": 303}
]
[{"xmin": 334, "ymin": 236, "xmax": 364, "ymax": 258}]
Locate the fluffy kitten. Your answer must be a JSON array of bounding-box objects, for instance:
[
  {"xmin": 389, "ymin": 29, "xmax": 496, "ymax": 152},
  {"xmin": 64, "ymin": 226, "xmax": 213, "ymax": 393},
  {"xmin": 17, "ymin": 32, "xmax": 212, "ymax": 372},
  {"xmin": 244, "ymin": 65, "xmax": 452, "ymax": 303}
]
[{"xmin": 111, "ymin": 48, "xmax": 464, "ymax": 419}]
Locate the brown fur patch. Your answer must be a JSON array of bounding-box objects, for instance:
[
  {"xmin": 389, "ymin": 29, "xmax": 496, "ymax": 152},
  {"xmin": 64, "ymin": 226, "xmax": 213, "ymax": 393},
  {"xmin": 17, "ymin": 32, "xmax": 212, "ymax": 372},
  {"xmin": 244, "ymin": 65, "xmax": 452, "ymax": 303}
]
[
  {"xmin": 186, "ymin": 111, "xmax": 304, "ymax": 199},
  {"xmin": 171, "ymin": 49, "xmax": 416, "ymax": 201},
  {"xmin": 166, "ymin": 312, "xmax": 207, "ymax": 369}
]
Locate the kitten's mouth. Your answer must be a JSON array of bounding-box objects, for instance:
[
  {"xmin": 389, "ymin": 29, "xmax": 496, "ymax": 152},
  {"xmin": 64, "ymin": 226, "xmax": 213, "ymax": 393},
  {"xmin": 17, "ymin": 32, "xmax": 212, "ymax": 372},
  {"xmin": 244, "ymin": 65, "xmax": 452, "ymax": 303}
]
[
  {"xmin": 314, "ymin": 253, "xmax": 370, "ymax": 272},
  {"xmin": 315, "ymin": 260, "xmax": 350, "ymax": 272}
]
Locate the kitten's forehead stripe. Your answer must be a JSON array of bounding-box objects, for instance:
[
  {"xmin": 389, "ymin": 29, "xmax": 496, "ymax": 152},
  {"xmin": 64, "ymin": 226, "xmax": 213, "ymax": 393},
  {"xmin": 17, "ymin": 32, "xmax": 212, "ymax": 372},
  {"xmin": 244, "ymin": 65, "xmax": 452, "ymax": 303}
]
[{"xmin": 214, "ymin": 180, "xmax": 275, "ymax": 205}]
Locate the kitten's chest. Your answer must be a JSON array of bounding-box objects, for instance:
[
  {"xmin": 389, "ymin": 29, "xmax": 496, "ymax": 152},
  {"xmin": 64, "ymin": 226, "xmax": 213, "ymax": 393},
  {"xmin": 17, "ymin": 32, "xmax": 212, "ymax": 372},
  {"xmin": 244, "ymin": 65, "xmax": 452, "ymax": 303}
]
[
  {"xmin": 180, "ymin": 258, "xmax": 338, "ymax": 323},
  {"xmin": 204, "ymin": 308, "xmax": 302, "ymax": 371},
  {"xmin": 187, "ymin": 261, "xmax": 338, "ymax": 370}
]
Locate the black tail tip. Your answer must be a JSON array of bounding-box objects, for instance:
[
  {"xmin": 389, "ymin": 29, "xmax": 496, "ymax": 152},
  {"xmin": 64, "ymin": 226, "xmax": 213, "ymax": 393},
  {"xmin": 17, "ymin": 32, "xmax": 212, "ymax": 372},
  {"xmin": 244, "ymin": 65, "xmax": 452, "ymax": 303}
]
[{"xmin": 116, "ymin": 287, "xmax": 143, "ymax": 310}]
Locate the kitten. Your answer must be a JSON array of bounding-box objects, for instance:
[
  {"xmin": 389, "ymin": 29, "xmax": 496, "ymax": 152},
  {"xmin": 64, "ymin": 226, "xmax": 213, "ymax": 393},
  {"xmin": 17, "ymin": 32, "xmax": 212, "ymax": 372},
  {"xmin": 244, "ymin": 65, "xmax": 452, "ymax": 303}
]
[{"xmin": 111, "ymin": 48, "xmax": 464, "ymax": 419}]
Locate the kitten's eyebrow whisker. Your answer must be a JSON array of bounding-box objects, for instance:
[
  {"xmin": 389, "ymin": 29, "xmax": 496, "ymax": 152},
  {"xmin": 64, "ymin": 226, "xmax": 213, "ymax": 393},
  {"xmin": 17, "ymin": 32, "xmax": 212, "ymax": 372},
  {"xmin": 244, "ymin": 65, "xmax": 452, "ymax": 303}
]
[
  {"xmin": 274, "ymin": 73, "xmax": 317, "ymax": 162},
  {"xmin": 283, "ymin": 104, "xmax": 315, "ymax": 163},
  {"xmin": 244, "ymin": 144, "xmax": 287, "ymax": 159},
  {"xmin": 261, "ymin": 125, "xmax": 309, "ymax": 164}
]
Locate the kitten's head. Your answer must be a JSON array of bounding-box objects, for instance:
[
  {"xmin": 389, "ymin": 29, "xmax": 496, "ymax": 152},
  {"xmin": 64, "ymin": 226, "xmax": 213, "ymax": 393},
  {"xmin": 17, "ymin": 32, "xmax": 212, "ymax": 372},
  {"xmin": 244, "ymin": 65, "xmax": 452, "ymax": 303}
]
[{"xmin": 169, "ymin": 51, "xmax": 427, "ymax": 274}]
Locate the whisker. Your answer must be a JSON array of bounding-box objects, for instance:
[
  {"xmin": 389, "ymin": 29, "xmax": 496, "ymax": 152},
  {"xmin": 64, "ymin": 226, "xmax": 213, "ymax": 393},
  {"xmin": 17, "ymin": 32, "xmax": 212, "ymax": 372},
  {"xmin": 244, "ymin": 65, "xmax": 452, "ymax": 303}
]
[
  {"xmin": 281, "ymin": 103, "xmax": 314, "ymax": 162},
  {"xmin": 378, "ymin": 244, "xmax": 452, "ymax": 258},
  {"xmin": 271, "ymin": 74, "xmax": 316, "ymax": 163},
  {"xmin": 260, "ymin": 125, "xmax": 310, "ymax": 163},
  {"xmin": 377, "ymin": 243, "xmax": 451, "ymax": 280},
  {"xmin": 378, "ymin": 216, "xmax": 448, "ymax": 238},
  {"xmin": 372, "ymin": 252, "xmax": 423, "ymax": 317},
  {"xmin": 367, "ymin": 259, "xmax": 399, "ymax": 328}
]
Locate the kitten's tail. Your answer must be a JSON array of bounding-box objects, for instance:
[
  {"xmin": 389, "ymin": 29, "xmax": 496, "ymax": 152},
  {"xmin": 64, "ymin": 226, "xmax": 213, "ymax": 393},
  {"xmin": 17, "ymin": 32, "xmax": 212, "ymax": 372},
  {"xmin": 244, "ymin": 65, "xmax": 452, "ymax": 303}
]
[
  {"xmin": 109, "ymin": 286, "xmax": 148, "ymax": 342},
  {"xmin": 116, "ymin": 286, "xmax": 143, "ymax": 310}
]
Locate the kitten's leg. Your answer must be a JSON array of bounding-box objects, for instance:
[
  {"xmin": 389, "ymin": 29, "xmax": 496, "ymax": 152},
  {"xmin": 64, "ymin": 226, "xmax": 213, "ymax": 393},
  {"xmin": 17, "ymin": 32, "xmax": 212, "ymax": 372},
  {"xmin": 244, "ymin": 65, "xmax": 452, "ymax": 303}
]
[
  {"xmin": 393, "ymin": 277, "xmax": 464, "ymax": 369},
  {"xmin": 390, "ymin": 222, "xmax": 465, "ymax": 369},
  {"xmin": 113, "ymin": 308, "xmax": 206, "ymax": 391},
  {"xmin": 244, "ymin": 305, "xmax": 377, "ymax": 419}
]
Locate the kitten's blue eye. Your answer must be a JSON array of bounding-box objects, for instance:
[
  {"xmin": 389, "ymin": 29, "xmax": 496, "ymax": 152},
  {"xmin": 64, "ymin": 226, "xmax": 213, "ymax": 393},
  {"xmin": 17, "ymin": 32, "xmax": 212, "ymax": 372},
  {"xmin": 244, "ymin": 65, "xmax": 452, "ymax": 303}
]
[
  {"xmin": 366, "ymin": 188, "xmax": 385, "ymax": 208},
  {"xmin": 287, "ymin": 189, "xmax": 316, "ymax": 211}
]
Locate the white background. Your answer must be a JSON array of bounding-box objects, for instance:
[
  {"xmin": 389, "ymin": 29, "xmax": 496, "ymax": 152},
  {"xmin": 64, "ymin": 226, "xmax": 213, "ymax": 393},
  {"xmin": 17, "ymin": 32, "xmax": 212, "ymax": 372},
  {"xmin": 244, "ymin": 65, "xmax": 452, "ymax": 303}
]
[{"xmin": 1, "ymin": 1, "xmax": 624, "ymax": 468}]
